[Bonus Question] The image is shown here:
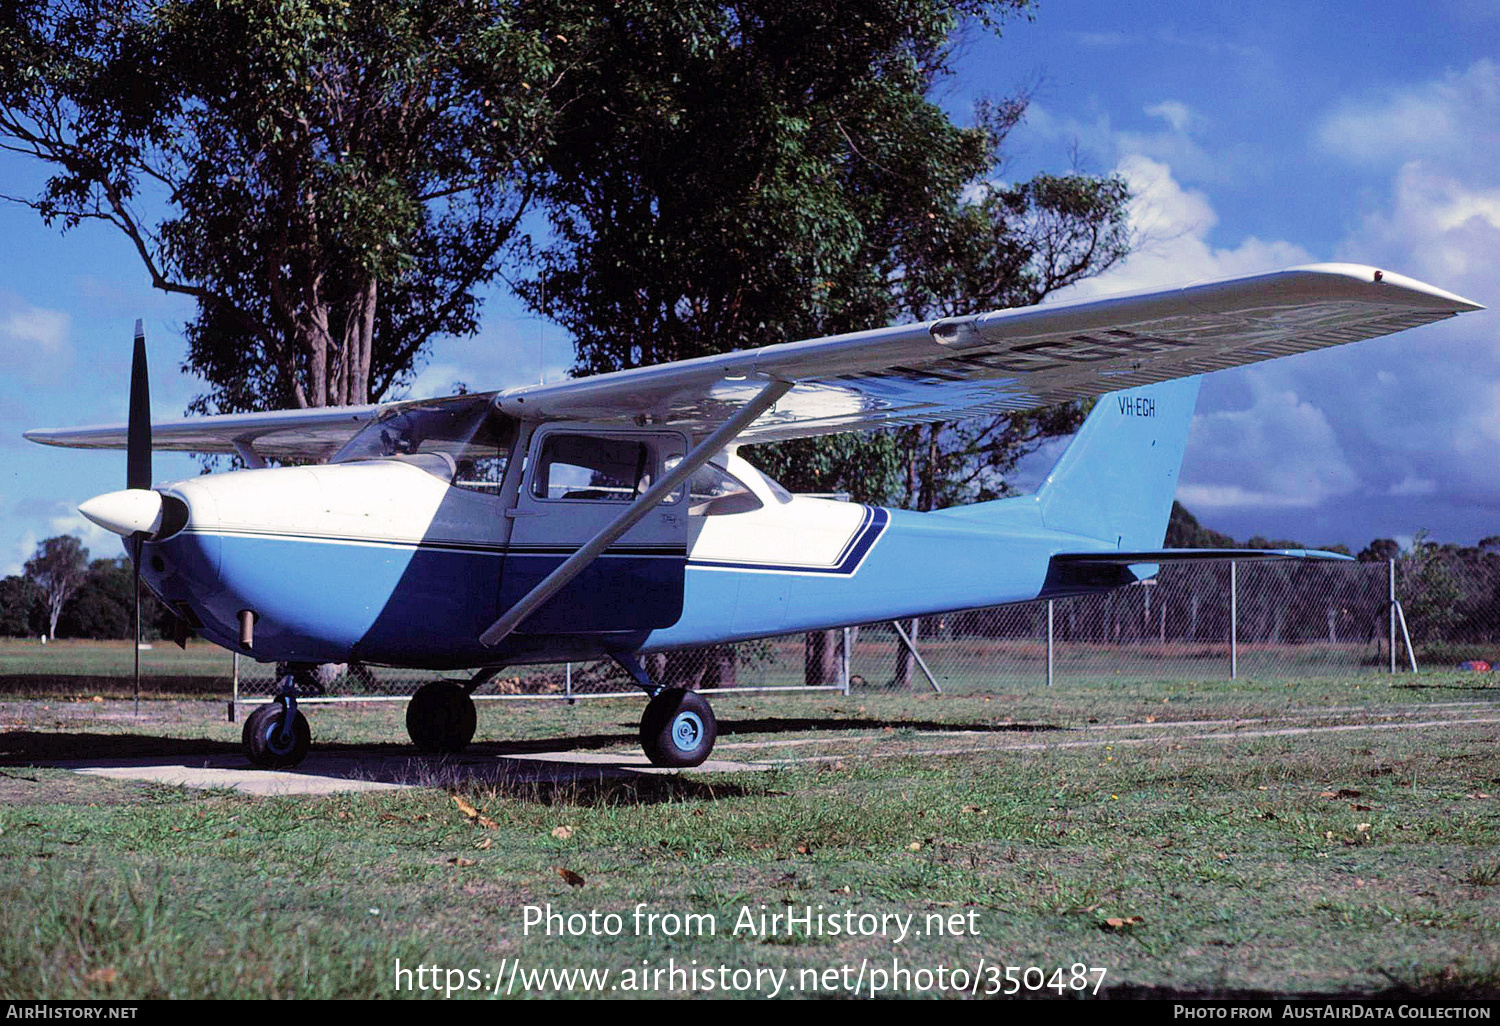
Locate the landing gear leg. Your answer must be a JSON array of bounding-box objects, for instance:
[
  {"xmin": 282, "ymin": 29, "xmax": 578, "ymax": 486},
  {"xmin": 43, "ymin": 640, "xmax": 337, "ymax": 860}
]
[
  {"xmin": 611, "ymin": 652, "xmax": 717, "ymax": 768},
  {"xmin": 242, "ymin": 669, "xmax": 311, "ymax": 769}
]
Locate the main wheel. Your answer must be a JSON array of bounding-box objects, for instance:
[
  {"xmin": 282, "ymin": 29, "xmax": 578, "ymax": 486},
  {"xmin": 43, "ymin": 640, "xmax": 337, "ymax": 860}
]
[
  {"xmin": 243, "ymin": 701, "xmax": 311, "ymax": 769},
  {"xmin": 640, "ymin": 688, "xmax": 717, "ymax": 768},
  {"xmin": 407, "ymin": 681, "xmax": 477, "ymax": 753}
]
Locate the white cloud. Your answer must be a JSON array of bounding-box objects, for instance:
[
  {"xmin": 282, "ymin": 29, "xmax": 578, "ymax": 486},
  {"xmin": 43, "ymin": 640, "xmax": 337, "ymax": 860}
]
[
  {"xmin": 1179, "ymin": 382, "xmax": 1359, "ymax": 511},
  {"xmin": 1144, "ymin": 100, "xmax": 1191, "ymax": 133},
  {"xmin": 1057, "ymin": 154, "xmax": 1315, "ymax": 300},
  {"xmin": 1315, "ymin": 59, "xmax": 1500, "ymax": 174}
]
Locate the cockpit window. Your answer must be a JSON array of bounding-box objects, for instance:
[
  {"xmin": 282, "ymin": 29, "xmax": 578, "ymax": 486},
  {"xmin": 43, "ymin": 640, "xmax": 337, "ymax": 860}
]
[{"xmin": 331, "ymin": 395, "xmax": 514, "ymax": 494}]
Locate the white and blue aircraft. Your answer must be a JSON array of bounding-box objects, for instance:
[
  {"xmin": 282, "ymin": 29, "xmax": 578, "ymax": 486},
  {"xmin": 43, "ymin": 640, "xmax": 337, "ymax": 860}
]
[{"xmin": 26, "ymin": 264, "xmax": 1482, "ymax": 769}]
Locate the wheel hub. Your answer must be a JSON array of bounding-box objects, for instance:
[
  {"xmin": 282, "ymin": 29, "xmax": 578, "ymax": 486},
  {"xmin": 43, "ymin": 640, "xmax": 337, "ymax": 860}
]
[{"xmin": 671, "ymin": 711, "xmax": 703, "ymax": 752}]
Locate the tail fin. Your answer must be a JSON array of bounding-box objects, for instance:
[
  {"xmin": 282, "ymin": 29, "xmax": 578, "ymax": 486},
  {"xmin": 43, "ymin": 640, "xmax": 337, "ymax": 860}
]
[{"xmin": 1035, "ymin": 375, "xmax": 1202, "ymax": 549}]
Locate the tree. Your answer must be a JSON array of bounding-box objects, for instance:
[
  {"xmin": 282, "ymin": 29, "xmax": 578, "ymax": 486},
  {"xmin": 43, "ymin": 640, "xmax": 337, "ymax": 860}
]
[
  {"xmin": 0, "ymin": 1, "xmax": 559, "ymax": 412},
  {"xmin": 0, "ymin": 575, "xmax": 42, "ymax": 637},
  {"xmin": 56, "ymin": 556, "xmax": 171, "ymax": 640},
  {"xmin": 23, "ymin": 535, "xmax": 88, "ymax": 640}
]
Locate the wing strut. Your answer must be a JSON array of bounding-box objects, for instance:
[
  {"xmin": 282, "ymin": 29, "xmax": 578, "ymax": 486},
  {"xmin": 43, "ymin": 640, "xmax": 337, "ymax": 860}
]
[{"xmin": 478, "ymin": 377, "xmax": 793, "ymax": 648}]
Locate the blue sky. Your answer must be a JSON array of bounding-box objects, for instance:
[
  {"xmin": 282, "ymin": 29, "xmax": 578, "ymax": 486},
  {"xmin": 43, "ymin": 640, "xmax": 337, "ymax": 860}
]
[{"xmin": 2, "ymin": 0, "xmax": 1497, "ymax": 574}]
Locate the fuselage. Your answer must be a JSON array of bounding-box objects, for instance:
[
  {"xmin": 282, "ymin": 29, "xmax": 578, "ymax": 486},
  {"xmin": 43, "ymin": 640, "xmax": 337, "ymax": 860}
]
[{"xmin": 137, "ymin": 447, "xmax": 1106, "ymax": 671}]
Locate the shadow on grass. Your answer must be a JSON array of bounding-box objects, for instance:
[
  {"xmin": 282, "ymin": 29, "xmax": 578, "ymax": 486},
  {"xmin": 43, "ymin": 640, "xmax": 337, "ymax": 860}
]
[{"xmin": 0, "ymin": 728, "xmax": 771, "ymax": 797}]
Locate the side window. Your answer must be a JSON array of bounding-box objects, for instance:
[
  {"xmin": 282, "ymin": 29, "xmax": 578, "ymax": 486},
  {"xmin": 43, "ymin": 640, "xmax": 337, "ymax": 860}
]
[{"xmin": 531, "ymin": 434, "xmax": 652, "ymax": 502}]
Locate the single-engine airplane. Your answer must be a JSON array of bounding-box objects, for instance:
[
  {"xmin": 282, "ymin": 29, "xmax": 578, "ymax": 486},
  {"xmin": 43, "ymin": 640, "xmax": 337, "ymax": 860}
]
[{"xmin": 26, "ymin": 264, "xmax": 1482, "ymax": 769}]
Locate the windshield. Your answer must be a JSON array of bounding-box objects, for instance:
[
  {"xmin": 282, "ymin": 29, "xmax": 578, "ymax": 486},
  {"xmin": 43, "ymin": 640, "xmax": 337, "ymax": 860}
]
[{"xmin": 331, "ymin": 395, "xmax": 515, "ymax": 494}]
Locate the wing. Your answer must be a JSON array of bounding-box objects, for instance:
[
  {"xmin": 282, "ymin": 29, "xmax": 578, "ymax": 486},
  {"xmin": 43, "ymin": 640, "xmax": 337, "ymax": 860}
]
[
  {"xmin": 25, "ymin": 263, "xmax": 1482, "ymax": 457},
  {"xmin": 25, "ymin": 402, "xmax": 395, "ymax": 463},
  {"xmin": 492, "ymin": 263, "xmax": 1482, "ymax": 441}
]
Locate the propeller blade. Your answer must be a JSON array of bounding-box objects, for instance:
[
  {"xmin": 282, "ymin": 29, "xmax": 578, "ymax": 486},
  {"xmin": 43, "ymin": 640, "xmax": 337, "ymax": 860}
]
[{"xmin": 127, "ymin": 319, "xmax": 151, "ymax": 491}]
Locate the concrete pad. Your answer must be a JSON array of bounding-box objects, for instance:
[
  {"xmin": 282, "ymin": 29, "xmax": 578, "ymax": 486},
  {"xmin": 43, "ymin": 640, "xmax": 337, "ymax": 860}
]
[{"xmin": 54, "ymin": 747, "xmax": 776, "ymax": 796}]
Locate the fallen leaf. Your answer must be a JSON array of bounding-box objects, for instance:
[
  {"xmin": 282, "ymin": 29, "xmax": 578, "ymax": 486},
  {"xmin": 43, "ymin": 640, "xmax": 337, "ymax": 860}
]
[
  {"xmin": 1337, "ymin": 789, "xmax": 1362, "ymax": 799},
  {"xmin": 1145, "ymin": 715, "xmax": 1158, "ymax": 724},
  {"xmin": 1356, "ymin": 823, "xmax": 1371, "ymax": 832},
  {"xmin": 556, "ymin": 867, "xmax": 586, "ymax": 887},
  {"xmin": 907, "ymin": 841, "xmax": 922, "ymax": 851},
  {"xmin": 476, "ymin": 815, "xmax": 498, "ymax": 829},
  {"xmin": 474, "ymin": 838, "xmax": 492, "ymax": 850},
  {"xmin": 1101, "ymin": 916, "xmax": 1144, "ymax": 931},
  {"xmin": 1351, "ymin": 804, "xmax": 1373, "ymax": 811},
  {"xmin": 449, "ymin": 857, "xmax": 476, "ymax": 868},
  {"xmin": 551, "ymin": 825, "xmax": 574, "ymax": 840},
  {"xmin": 85, "ymin": 967, "xmax": 118, "ymax": 985}
]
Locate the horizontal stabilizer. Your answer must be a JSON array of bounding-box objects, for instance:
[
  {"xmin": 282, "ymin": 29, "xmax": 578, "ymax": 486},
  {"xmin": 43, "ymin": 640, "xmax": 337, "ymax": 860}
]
[
  {"xmin": 1041, "ymin": 547, "xmax": 1352, "ymax": 599},
  {"xmin": 1052, "ymin": 548, "xmax": 1353, "ymax": 565}
]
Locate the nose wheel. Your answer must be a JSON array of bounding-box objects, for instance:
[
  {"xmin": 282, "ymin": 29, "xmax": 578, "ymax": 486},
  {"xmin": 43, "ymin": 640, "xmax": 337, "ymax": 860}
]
[
  {"xmin": 640, "ymin": 688, "xmax": 717, "ymax": 767},
  {"xmin": 242, "ymin": 698, "xmax": 310, "ymax": 769}
]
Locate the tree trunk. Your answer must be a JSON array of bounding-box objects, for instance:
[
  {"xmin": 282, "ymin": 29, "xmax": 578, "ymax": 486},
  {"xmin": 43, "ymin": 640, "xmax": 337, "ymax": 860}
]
[{"xmin": 804, "ymin": 630, "xmax": 839, "ymax": 684}]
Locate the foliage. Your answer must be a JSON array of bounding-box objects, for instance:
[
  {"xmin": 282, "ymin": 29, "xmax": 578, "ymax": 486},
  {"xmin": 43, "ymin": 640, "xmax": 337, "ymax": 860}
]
[
  {"xmin": 55, "ymin": 557, "xmax": 174, "ymax": 641},
  {"xmin": 0, "ymin": 574, "xmax": 43, "ymax": 636},
  {"xmin": 0, "ymin": 0, "xmax": 558, "ymax": 411}
]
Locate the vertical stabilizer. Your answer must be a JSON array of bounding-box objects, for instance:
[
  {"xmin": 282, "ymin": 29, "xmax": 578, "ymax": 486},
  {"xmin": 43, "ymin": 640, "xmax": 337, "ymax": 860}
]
[{"xmin": 1035, "ymin": 376, "xmax": 1202, "ymax": 549}]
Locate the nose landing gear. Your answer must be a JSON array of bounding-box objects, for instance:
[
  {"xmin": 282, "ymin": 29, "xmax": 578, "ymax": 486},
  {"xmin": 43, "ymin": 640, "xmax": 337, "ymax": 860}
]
[{"xmin": 242, "ymin": 668, "xmax": 313, "ymax": 769}]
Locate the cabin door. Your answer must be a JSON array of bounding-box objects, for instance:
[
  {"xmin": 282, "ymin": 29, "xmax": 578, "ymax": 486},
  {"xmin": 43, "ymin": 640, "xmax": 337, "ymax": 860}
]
[{"xmin": 499, "ymin": 426, "xmax": 690, "ymax": 633}]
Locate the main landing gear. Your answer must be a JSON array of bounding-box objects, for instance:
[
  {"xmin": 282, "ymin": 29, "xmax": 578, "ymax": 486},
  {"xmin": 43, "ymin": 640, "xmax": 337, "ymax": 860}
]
[{"xmin": 614, "ymin": 653, "xmax": 718, "ymax": 768}]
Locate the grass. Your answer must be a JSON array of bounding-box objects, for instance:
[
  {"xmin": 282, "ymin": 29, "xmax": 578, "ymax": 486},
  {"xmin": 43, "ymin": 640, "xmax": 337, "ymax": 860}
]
[{"xmin": 1, "ymin": 668, "xmax": 1499, "ymax": 999}]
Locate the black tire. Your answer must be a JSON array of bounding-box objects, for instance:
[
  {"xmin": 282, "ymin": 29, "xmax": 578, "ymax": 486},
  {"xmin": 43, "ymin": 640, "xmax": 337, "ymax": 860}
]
[
  {"xmin": 243, "ymin": 701, "xmax": 311, "ymax": 769},
  {"xmin": 640, "ymin": 688, "xmax": 716, "ymax": 768},
  {"xmin": 407, "ymin": 681, "xmax": 477, "ymax": 753}
]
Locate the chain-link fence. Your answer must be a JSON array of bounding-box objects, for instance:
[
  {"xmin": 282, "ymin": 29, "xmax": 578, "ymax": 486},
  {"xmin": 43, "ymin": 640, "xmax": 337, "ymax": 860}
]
[{"xmin": 235, "ymin": 558, "xmax": 1446, "ymax": 703}]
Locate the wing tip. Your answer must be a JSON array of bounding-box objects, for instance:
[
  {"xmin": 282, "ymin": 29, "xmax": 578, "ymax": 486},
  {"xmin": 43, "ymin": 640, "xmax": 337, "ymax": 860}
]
[{"xmin": 1290, "ymin": 263, "xmax": 1484, "ymax": 313}]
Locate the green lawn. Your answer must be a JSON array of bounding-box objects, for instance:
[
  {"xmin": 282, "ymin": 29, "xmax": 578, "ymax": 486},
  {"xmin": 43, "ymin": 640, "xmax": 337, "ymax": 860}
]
[{"xmin": 2, "ymin": 669, "xmax": 1498, "ymax": 999}]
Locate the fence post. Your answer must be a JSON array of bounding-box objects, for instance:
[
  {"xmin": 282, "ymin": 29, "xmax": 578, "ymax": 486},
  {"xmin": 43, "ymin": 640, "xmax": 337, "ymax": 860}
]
[
  {"xmin": 1046, "ymin": 600, "xmax": 1054, "ymax": 687},
  {"xmin": 1230, "ymin": 560, "xmax": 1238, "ymax": 680},
  {"xmin": 1388, "ymin": 558, "xmax": 1397, "ymax": 675},
  {"xmin": 230, "ymin": 651, "xmax": 239, "ymax": 723},
  {"xmin": 841, "ymin": 627, "xmax": 851, "ymax": 695}
]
